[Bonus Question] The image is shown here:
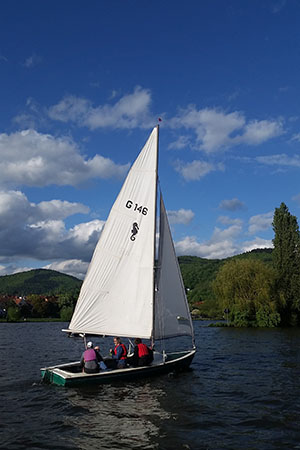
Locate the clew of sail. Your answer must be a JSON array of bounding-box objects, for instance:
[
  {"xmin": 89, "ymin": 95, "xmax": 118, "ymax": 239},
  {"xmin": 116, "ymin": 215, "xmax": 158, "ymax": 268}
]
[
  {"xmin": 154, "ymin": 195, "xmax": 194, "ymax": 340},
  {"xmin": 67, "ymin": 127, "xmax": 158, "ymax": 338}
]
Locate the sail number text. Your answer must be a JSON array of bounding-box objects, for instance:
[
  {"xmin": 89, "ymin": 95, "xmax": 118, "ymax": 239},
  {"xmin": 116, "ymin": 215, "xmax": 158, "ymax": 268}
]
[{"xmin": 126, "ymin": 200, "xmax": 148, "ymax": 215}]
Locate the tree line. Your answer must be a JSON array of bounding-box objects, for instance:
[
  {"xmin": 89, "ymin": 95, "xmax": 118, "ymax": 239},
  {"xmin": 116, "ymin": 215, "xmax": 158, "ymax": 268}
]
[
  {"xmin": 0, "ymin": 291, "xmax": 80, "ymax": 322},
  {"xmin": 213, "ymin": 202, "xmax": 300, "ymax": 327}
]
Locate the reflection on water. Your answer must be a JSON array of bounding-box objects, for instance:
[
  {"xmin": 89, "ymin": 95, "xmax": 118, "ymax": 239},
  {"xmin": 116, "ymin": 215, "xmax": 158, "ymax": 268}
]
[
  {"xmin": 66, "ymin": 383, "xmax": 170, "ymax": 450},
  {"xmin": 1, "ymin": 321, "xmax": 300, "ymax": 449}
]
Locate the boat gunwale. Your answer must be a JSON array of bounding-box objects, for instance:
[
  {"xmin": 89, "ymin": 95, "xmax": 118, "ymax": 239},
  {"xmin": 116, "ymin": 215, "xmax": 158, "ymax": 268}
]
[{"xmin": 41, "ymin": 349, "xmax": 196, "ymax": 381}]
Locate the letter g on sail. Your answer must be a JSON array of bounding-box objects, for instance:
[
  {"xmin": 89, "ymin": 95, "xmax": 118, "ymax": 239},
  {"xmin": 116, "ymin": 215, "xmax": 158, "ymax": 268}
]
[{"xmin": 130, "ymin": 222, "xmax": 139, "ymax": 241}]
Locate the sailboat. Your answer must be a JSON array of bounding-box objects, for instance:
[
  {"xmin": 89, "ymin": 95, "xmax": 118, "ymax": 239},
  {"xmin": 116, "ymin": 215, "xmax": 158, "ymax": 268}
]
[{"xmin": 41, "ymin": 126, "xmax": 196, "ymax": 386}]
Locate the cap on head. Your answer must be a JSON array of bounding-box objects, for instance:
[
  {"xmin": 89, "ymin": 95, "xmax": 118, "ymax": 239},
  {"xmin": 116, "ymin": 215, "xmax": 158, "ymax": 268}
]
[{"xmin": 87, "ymin": 341, "xmax": 93, "ymax": 348}]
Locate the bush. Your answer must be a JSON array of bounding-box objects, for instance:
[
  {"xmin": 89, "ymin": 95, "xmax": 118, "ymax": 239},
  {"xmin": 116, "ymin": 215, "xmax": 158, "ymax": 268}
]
[
  {"xmin": 60, "ymin": 306, "xmax": 73, "ymax": 321},
  {"xmin": 7, "ymin": 306, "xmax": 22, "ymax": 321},
  {"xmin": 213, "ymin": 259, "xmax": 280, "ymax": 327},
  {"xmin": 256, "ymin": 304, "xmax": 281, "ymax": 327}
]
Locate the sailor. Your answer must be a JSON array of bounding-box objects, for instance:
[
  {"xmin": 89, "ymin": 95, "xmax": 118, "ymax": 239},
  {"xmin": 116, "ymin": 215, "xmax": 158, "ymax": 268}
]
[
  {"xmin": 110, "ymin": 337, "xmax": 128, "ymax": 368},
  {"xmin": 94, "ymin": 345, "xmax": 107, "ymax": 370},
  {"xmin": 80, "ymin": 341, "xmax": 103, "ymax": 373},
  {"xmin": 132, "ymin": 338, "xmax": 153, "ymax": 366}
]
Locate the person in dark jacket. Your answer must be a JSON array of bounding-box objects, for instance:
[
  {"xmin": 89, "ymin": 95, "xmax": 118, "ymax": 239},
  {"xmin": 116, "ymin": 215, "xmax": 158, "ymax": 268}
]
[{"xmin": 132, "ymin": 338, "xmax": 153, "ymax": 367}]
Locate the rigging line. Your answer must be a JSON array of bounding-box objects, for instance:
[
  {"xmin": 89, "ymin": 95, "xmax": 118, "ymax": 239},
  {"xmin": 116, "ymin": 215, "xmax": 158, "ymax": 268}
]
[{"xmin": 151, "ymin": 124, "xmax": 159, "ymax": 349}]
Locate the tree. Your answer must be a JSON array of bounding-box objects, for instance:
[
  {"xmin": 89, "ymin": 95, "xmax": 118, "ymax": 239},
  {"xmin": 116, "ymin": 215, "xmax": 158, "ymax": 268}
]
[
  {"xmin": 57, "ymin": 292, "xmax": 77, "ymax": 320},
  {"xmin": 213, "ymin": 259, "xmax": 280, "ymax": 327},
  {"xmin": 272, "ymin": 202, "xmax": 300, "ymax": 325},
  {"xmin": 57, "ymin": 292, "xmax": 77, "ymax": 309},
  {"xmin": 7, "ymin": 305, "xmax": 22, "ymax": 321},
  {"xmin": 27, "ymin": 294, "xmax": 58, "ymax": 318},
  {"xmin": 60, "ymin": 306, "xmax": 74, "ymax": 321}
]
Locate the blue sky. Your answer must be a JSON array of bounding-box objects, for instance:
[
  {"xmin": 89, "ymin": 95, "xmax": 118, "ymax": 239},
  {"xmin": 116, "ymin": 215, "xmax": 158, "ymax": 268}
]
[{"xmin": 1, "ymin": 0, "xmax": 300, "ymax": 279}]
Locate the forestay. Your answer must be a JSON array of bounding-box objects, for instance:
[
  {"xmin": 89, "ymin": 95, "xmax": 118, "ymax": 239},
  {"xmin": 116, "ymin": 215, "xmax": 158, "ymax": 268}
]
[{"xmin": 67, "ymin": 127, "xmax": 158, "ymax": 338}]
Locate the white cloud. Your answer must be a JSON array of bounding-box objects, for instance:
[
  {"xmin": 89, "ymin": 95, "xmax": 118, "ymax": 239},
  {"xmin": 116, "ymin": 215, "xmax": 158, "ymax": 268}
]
[
  {"xmin": 0, "ymin": 264, "xmax": 8, "ymax": 275},
  {"xmin": 168, "ymin": 135, "xmax": 191, "ymax": 150},
  {"xmin": 13, "ymin": 113, "xmax": 38, "ymax": 129},
  {"xmin": 174, "ymin": 218, "xmax": 273, "ymax": 259},
  {"xmin": 68, "ymin": 220, "xmax": 104, "ymax": 243},
  {"xmin": 175, "ymin": 160, "xmax": 224, "ymax": 181},
  {"xmin": 217, "ymin": 216, "xmax": 243, "ymax": 226},
  {"xmin": 167, "ymin": 208, "xmax": 194, "ymax": 225},
  {"xmin": 44, "ymin": 259, "xmax": 88, "ymax": 280},
  {"xmin": 211, "ymin": 224, "xmax": 243, "ymax": 242},
  {"xmin": 24, "ymin": 218, "xmax": 105, "ymax": 261},
  {"xmin": 48, "ymin": 86, "xmax": 155, "ymax": 130},
  {"xmin": 256, "ymin": 153, "xmax": 300, "ymax": 168},
  {"xmin": 0, "ymin": 129, "xmax": 129, "ymax": 188},
  {"xmin": 0, "ymin": 190, "xmax": 104, "ymax": 264},
  {"xmin": 28, "ymin": 220, "xmax": 69, "ymax": 244},
  {"xmin": 248, "ymin": 212, "xmax": 273, "ymax": 234},
  {"xmin": 49, "ymin": 96, "xmax": 91, "ymax": 123},
  {"xmin": 241, "ymin": 237, "xmax": 273, "ymax": 252},
  {"xmin": 238, "ymin": 119, "xmax": 283, "ymax": 145},
  {"xmin": 0, "ymin": 264, "xmax": 33, "ymax": 276},
  {"xmin": 12, "ymin": 97, "xmax": 45, "ymax": 129},
  {"xmin": 0, "ymin": 190, "xmax": 89, "ymax": 228},
  {"xmin": 170, "ymin": 106, "xmax": 244, "ymax": 152},
  {"xmin": 291, "ymin": 133, "xmax": 300, "ymax": 142},
  {"xmin": 219, "ymin": 198, "xmax": 245, "ymax": 211},
  {"xmin": 175, "ymin": 235, "xmax": 240, "ymax": 259},
  {"xmin": 175, "ymin": 223, "xmax": 242, "ymax": 259},
  {"xmin": 36, "ymin": 199, "xmax": 90, "ymax": 221},
  {"xmin": 169, "ymin": 105, "xmax": 283, "ymax": 152}
]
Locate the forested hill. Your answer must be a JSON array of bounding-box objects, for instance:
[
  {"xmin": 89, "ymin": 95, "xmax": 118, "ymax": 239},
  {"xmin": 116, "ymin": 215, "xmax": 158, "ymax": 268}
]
[
  {"xmin": 0, "ymin": 248, "xmax": 272, "ymax": 297},
  {"xmin": 178, "ymin": 248, "xmax": 273, "ymax": 305},
  {"xmin": 0, "ymin": 269, "xmax": 82, "ymax": 295}
]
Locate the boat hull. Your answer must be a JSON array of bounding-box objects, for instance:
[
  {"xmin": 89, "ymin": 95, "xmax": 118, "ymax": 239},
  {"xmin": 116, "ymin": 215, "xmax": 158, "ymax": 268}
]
[{"xmin": 41, "ymin": 349, "xmax": 196, "ymax": 387}]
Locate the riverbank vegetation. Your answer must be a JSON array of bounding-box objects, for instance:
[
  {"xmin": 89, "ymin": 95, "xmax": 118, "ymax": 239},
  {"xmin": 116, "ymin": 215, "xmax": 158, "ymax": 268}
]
[
  {"xmin": 0, "ymin": 291, "xmax": 80, "ymax": 322},
  {"xmin": 181, "ymin": 202, "xmax": 300, "ymax": 327}
]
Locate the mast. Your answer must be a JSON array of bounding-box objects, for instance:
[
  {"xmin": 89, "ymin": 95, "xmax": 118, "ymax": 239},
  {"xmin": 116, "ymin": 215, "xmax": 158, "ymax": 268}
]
[{"xmin": 151, "ymin": 124, "xmax": 159, "ymax": 348}]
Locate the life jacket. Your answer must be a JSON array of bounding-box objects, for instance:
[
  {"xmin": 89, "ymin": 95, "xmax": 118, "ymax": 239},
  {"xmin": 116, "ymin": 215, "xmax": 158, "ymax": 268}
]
[
  {"xmin": 137, "ymin": 343, "xmax": 149, "ymax": 357},
  {"xmin": 84, "ymin": 348, "xmax": 96, "ymax": 361},
  {"xmin": 113, "ymin": 343, "xmax": 127, "ymax": 359}
]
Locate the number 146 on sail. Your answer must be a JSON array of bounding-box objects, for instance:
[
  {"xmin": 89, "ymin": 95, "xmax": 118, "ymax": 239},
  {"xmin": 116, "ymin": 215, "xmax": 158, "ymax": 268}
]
[{"xmin": 126, "ymin": 200, "xmax": 148, "ymax": 215}]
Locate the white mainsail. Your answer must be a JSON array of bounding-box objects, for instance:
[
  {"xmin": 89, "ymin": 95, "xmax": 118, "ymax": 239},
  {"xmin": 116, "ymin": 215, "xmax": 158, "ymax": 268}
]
[
  {"xmin": 154, "ymin": 195, "xmax": 194, "ymax": 340},
  {"xmin": 68, "ymin": 127, "xmax": 158, "ymax": 338}
]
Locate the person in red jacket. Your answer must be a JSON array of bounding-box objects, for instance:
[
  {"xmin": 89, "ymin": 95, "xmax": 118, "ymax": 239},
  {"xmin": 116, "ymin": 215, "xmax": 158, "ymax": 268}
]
[
  {"xmin": 110, "ymin": 336, "xmax": 128, "ymax": 368},
  {"xmin": 132, "ymin": 338, "xmax": 153, "ymax": 367}
]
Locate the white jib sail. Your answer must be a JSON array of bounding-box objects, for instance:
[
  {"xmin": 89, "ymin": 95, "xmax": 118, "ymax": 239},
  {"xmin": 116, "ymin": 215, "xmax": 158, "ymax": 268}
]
[
  {"xmin": 154, "ymin": 195, "xmax": 194, "ymax": 339},
  {"xmin": 68, "ymin": 127, "xmax": 158, "ymax": 338}
]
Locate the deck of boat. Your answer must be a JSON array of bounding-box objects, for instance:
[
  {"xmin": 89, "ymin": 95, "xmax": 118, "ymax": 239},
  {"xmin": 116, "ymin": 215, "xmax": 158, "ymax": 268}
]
[{"xmin": 41, "ymin": 349, "xmax": 196, "ymax": 386}]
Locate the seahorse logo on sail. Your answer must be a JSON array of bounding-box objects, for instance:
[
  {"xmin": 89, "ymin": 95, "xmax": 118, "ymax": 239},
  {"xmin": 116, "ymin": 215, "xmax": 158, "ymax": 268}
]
[{"xmin": 130, "ymin": 222, "xmax": 139, "ymax": 241}]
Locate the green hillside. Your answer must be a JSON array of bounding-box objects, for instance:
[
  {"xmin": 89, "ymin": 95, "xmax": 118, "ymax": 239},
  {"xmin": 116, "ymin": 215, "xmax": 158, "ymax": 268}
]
[{"xmin": 0, "ymin": 269, "xmax": 82, "ymax": 295}]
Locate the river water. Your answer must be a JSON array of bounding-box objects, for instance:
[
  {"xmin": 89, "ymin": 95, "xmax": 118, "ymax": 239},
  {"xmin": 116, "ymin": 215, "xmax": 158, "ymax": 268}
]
[{"xmin": 1, "ymin": 321, "xmax": 300, "ymax": 449}]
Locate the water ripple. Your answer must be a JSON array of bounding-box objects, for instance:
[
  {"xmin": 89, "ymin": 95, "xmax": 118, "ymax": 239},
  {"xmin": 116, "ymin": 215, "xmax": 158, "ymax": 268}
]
[{"xmin": 1, "ymin": 322, "xmax": 300, "ymax": 449}]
